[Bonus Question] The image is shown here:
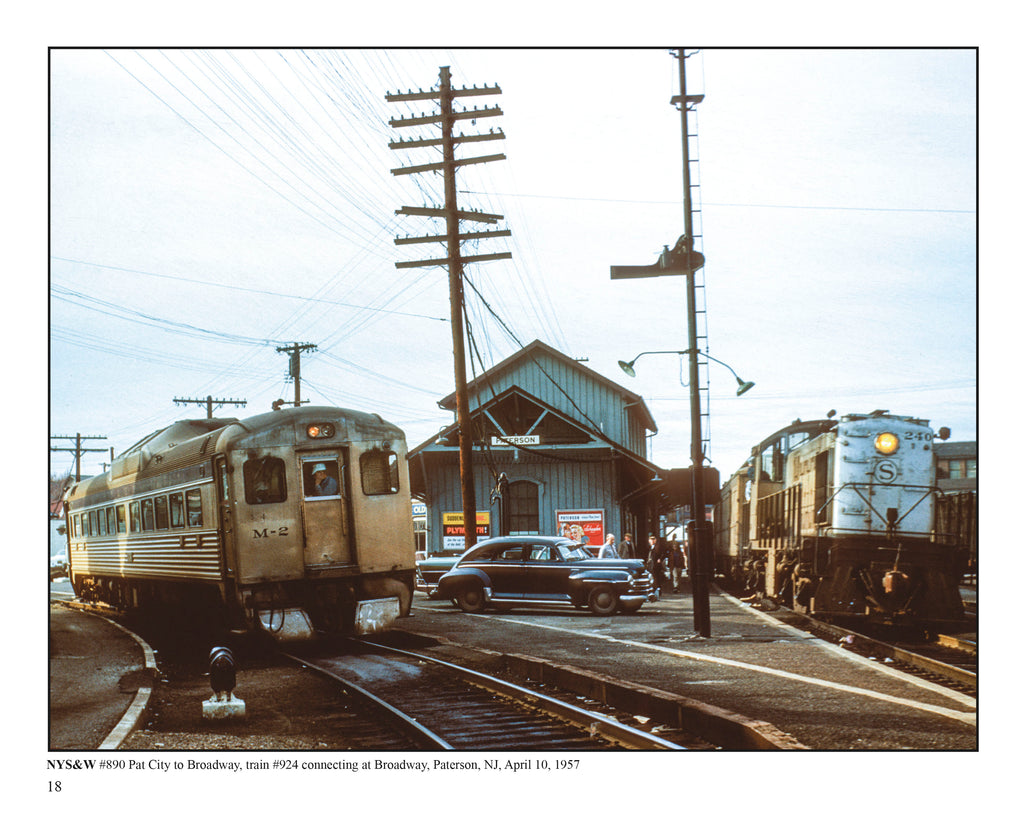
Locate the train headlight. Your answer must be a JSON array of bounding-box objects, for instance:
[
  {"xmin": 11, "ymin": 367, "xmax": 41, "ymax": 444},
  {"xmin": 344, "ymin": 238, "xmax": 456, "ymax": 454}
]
[
  {"xmin": 874, "ymin": 432, "xmax": 899, "ymax": 455},
  {"xmin": 306, "ymin": 423, "xmax": 335, "ymax": 439}
]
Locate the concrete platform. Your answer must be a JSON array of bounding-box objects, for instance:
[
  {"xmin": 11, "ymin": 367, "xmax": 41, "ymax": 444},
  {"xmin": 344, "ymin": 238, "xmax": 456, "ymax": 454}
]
[
  {"xmin": 49, "ymin": 601, "xmax": 156, "ymax": 750},
  {"xmin": 401, "ymin": 578, "xmax": 977, "ymax": 750}
]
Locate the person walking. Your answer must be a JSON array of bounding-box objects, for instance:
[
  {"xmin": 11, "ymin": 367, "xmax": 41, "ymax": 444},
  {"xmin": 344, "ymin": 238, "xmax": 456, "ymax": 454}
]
[
  {"xmin": 667, "ymin": 536, "xmax": 686, "ymax": 593},
  {"xmin": 619, "ymin": 533, "xmax": 636, "ymax": 559},
  {"xmin": 597, "ymin": 533, "xmax": 619, "ymax": 559},
  {"xmin": 646, "ymin": 534, "xmax": 669, "ymax": 596}
]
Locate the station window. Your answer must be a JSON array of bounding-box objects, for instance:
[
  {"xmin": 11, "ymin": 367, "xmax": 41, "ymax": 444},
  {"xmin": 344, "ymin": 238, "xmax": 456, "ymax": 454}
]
[
  {"xmin": 141, "ymin": 499, "xmax": 155, "ymax": 532},
  {"xmin": 169, "ymin": 493, "xmax": 185, "ymax": 529},
  {"xmin": 155, "ymin": 496, "xmax": 169, "ymax": 530},
  {"xmin": 360, "ymin": 449, "xmax": 398, "ymax": 495},
  {"xmin": 244, "ymin": 455, "xmax": 288, "ymax": 505},
  {"xmin": 185, "ymin": 489, "xmax": 203, "ymax": 527},
  {"xmin": 509, "ymin": 480, "xmax": 539, "ymax": 535},
  {"xmin": 116, "ymin": 505, "xmax": 127, "ymax": 534}
]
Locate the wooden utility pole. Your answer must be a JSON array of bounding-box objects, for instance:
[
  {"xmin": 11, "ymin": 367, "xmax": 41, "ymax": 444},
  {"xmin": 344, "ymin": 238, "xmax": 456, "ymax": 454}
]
[
  {"xmin": 50, "ymin": 433, "xmax": 107, "ymax": 482},
  {"xmin": 387, "ymin": 66, "xmax": 510, "ymax": 549},
  {"xmin": 276, "ymin": 343, "xmax": 317, "ymax": 407},
  {"xmin": 173, "ymin": 395, "xmax": 248, "ymax": 419}
]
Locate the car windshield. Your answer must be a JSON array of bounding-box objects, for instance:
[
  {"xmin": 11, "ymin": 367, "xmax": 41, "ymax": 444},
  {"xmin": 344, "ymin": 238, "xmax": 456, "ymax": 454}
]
[{"xmin": 556, "ymin": 542, "xmax": 594, "ymax": 561}]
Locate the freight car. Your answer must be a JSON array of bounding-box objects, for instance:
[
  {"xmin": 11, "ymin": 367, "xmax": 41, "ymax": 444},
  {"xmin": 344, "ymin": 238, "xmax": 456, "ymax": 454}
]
[
  {"xmin": 64, "ymin": 406, "xmax": 416, "ymax": 641},
  {"xmin": 713, "ymin": 411, "xmax": 968, "ymax": 630}
]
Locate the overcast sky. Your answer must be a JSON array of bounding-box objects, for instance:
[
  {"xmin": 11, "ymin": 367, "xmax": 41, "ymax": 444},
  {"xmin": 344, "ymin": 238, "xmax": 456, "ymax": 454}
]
[{"xmin": 49, "ymin": 47, "xmax": 976, "ymax": 481}]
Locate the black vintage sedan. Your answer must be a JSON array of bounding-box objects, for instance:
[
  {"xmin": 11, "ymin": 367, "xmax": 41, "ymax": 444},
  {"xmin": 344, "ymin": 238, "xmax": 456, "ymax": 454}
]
[{"xmin": 436, "ymin": 535, "xmax": 657, "ymax": 616}]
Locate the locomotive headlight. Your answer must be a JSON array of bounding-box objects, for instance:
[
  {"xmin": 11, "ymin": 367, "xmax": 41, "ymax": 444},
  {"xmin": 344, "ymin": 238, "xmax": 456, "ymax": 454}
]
[
  {"xmin": 874, "ymin": 432, "xmax": 899, "ymax": 455},
  {"xmin": 306, "ymin": 423, "xmax": 335, "ymax": 439}
]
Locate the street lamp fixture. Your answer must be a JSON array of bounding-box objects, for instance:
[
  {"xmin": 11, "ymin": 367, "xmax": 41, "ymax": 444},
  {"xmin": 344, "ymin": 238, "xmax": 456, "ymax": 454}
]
[
  {"xmin": 619, "ymin": 346, "xmax": 752, "ymax": 638},
  {"xmin": 618, "ymin": 350, "xmax": 755, "ymax": 397}
]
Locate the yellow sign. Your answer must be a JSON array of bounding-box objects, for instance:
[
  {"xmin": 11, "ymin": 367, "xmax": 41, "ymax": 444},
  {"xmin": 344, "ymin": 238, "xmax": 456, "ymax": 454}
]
[{"xmin": 442, "ymin": 511, "xmax": 491, "ymax": 527}]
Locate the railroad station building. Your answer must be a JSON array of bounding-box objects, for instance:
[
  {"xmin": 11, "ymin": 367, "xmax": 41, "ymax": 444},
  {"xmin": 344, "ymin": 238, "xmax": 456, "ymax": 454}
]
[{"xmin": 408, "ymin": 340, "xmax": 680, "ymax": 554}]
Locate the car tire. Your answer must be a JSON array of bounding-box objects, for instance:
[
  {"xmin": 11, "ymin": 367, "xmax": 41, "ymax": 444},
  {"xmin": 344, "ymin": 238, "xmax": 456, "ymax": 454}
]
[
  {"xmin": 588, "ymin": 586, "xmax": 618, "ymax": 616},
  {"xmin": 455, "ymin": 587, "xmax": 486, "ymax": 613}
]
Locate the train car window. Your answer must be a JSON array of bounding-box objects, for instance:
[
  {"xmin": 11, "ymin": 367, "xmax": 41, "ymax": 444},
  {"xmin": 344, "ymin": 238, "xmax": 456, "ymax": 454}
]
[
  {"xmin": 760, "ymin": 441, "xmax": 784, "ymax": 483},
  {"xmin": 87, "ymin": 510, "xmax": 97, "ymax": 537},
  {"xmin": 141, "ymin": 498, "xmax": 155, "ymax": 531},
  {"xmin": 359, "ymin": 449, "xmax": 399, "ymax": 495},
  {"xmin": 106, "ymin": 506, "xmax": 116, "ymax": 535},
  {"xmin": 116, "ymin": 505, "xmax": 127, "ymax": 534},
  {"xmin": 98, "ymin": 508, "xmax": 108, "ymax": 536},
  {"xmin": 789, "ymin": 432, "xmax": 810, "ymax": 450},
  {"xmin": 129, "ymin": 502, "xmax": 141, "ymax": 533},
  {"xmin": 72, "ymin": 515, "xmax": 80, "ymax": 538},
  {"xmin": 155, "ymin": 496, "xmax": 169, "ymax": 530},
  {"xmin": 169, "ymin": 493, "xmax": 185, "ymax": 528},
  {"xmin": 304, "ymin": 459, "xmax": 341, "ymax": 499},
  {"xmin": 185, "ymin": 489, "xmax": 203, "ymax": 527},
  {"xmin": 244, "ymin": 456, "xmax": 288, "ymax": 504}
]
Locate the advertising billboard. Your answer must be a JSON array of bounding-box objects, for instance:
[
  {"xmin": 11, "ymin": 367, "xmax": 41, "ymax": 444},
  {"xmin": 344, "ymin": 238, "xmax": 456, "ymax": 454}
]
[
  {"xmin": 555, "ymin": 509, "xmax": 604, "ymax": 550},
  {"xmin": 442, "ymin": 511, "xmax": 491, "ymax": 551}
]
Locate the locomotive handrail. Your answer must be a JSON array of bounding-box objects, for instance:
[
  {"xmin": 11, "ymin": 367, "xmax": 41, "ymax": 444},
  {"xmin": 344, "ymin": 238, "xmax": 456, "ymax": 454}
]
[{"xmin": 817, "ymin": 482, "xmax": 937, "ymax": 532}]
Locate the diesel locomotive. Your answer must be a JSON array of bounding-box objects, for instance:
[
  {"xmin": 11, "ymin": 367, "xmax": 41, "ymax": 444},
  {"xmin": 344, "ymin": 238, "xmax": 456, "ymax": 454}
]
[
  {"xmin": 63, "ymin": 406, "xmax": 416, "ymax": 641},
  {"xmin": 713, "ymin": 411, "xmax": 968, "ymax": 630}
]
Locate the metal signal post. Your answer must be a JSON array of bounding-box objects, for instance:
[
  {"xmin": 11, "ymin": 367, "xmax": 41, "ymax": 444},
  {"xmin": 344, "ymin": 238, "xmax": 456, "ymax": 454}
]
[
  {"xmin": 610, "ymin": 49, "xmax": 716, "ymax": 636},
  {"xmin": 674, "ymin": 50, "xmax": 713, "ymax": 638}
]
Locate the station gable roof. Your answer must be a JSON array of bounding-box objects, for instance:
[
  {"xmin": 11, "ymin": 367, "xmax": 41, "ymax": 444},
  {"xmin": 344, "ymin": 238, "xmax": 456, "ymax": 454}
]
[{"xmin": 435, "ymin": 339, "xmax": 657, "ymax": 434}]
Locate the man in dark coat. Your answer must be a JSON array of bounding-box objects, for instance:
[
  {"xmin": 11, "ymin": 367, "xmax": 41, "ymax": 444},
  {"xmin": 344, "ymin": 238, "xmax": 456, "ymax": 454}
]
[
  {"xmin": 646, "ymin": 534, "xmax": 669, "ymax": 595},
  {"xmin": 667, "ymin": 536, "xmax": 686, "ymax": 592},
  {"xmin": 619, "ymin": 533, "xmax": 636, "ymax": 559}
]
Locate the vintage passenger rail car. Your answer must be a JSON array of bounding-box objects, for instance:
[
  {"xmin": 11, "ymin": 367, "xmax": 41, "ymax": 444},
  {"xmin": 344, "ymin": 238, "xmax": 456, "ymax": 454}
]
[
  {"xmin": 64, "ymin": 406, "xmax": 416, "ymax": 640},
  {"xmin": 713, "ymin": 411, "xmax": 968, "ymax": 630}
]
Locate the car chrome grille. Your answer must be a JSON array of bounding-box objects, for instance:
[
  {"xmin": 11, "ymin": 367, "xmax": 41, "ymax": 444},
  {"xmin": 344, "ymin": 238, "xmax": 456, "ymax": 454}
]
[{"xmin": 629, "ymin": 573, "xmax": 655, "ymax": 595}]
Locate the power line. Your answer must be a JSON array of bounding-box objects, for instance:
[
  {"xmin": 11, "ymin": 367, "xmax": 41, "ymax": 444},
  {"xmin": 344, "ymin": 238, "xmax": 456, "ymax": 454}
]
[
  {"xmin": 51, "ymin": 257, "xmax": 448, "ymax": 323},
  {"xmin": 458, "ymin": 189, "xmax": 975, "ymax": 214}
]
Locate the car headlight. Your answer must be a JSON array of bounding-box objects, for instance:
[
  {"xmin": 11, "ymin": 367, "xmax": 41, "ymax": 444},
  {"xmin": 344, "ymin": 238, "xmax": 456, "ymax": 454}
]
[{"xmin": 874, "ymin": 432, "xmax": 899, "ymax": 455}]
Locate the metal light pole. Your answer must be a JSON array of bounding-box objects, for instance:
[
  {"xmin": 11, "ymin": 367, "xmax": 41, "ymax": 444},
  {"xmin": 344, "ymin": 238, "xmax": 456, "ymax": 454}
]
[
  {"xmin": 673, "ymin": 50, "xmax": 714, "ymax": 636},
  {"xmin": 609, "ymin": 49, "xmax": 728, "ymax": 637}
]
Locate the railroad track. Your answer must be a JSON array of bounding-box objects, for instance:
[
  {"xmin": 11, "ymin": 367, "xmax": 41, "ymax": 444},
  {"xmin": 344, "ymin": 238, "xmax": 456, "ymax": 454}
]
[
  {"xmin": 285, "ymin": 640, "xmax": 689, "ymax": 751},
  {"xmin": 763, "ymin": 606, "xmax": 977, "ymax": 696}
]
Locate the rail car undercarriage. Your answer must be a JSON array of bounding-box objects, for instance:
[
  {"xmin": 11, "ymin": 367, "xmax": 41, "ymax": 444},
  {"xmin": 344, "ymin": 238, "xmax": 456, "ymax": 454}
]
[{"xmin": 733, "ymin": 537, "xmax": 967, "ymax": 631}]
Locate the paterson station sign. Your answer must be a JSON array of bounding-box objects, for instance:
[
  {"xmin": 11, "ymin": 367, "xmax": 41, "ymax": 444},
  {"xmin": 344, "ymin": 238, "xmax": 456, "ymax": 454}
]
[{"xmin": 490, "ymin": 435, "xmax": 540, "ymax": 446}]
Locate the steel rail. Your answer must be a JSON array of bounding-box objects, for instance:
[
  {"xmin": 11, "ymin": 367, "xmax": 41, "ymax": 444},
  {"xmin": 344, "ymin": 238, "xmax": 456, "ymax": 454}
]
[
  {"xmin": 281, "ymin": 652, "xmax": 455, "ymax": 750},
  {"xmin": 358, "ymin": 640, "xmax": 685, "ymax": 750},
  {"xmin": 769, "ymin": 608, "xmax": 976, "ymax": 691}
]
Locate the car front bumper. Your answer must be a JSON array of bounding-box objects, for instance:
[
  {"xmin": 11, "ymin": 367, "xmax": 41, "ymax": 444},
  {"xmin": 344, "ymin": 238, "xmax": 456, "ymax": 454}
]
[{"xmin": 619, "ymin": 590, "xmax": 659, "ymax": 606}]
